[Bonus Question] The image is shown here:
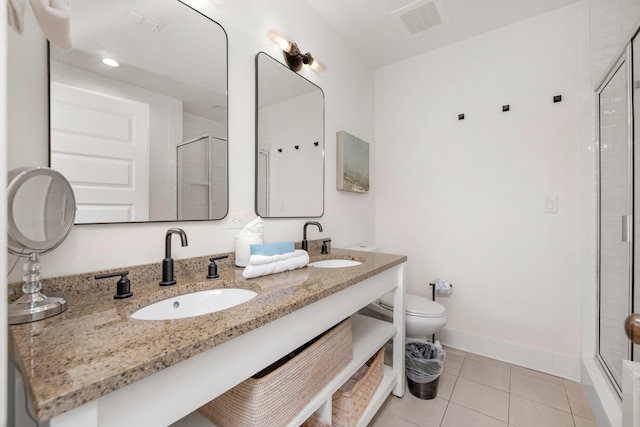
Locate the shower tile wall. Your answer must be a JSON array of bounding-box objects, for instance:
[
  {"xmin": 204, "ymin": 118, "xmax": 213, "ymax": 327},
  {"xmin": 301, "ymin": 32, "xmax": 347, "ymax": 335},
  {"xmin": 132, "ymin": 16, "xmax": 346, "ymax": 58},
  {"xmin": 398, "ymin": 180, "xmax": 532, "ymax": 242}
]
[{"xmin": 583, "ymin": 0, "xmax": 640, "ymax": 361}]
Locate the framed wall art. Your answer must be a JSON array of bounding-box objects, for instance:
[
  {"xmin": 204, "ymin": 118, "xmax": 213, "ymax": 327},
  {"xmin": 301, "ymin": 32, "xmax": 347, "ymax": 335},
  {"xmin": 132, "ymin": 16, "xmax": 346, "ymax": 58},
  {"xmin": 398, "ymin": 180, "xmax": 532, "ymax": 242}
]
[{"xmin": 336, "ymin": 131, "xmax": 370, "ymax": 193}]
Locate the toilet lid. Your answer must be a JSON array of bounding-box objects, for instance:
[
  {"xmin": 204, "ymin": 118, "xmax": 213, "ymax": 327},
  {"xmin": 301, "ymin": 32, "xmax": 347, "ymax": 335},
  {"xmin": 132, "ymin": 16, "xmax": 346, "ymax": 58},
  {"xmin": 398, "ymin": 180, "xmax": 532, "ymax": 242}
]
[{"xmin": 379, "ymin": 293, "xmax": 446, "ymax": 318}]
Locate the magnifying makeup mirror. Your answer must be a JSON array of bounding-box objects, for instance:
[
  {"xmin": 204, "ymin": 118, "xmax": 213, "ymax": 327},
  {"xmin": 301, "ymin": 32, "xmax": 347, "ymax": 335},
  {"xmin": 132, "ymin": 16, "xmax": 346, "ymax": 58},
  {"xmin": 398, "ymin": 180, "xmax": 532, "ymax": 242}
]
[{"xmin": 7, "ymin": 167, "xmax": 76, "ymax": 324}]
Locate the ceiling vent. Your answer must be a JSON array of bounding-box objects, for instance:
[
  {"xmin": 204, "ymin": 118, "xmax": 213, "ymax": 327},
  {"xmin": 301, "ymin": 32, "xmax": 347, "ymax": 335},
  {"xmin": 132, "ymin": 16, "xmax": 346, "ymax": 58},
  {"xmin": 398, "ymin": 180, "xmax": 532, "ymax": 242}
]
[
  {"xmin": 122, "ymin": 7, "xmax": 165, "ymax": 33},
  {"xmin": 391, "ymin": 0, "xmax": 450, "ymax": 38}
]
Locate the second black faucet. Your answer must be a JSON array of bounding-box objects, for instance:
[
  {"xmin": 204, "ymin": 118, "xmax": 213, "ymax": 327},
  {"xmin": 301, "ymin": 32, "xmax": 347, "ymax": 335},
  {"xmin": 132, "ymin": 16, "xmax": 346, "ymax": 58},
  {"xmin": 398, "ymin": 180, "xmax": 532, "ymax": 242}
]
[
  {"xmin": 160, "ymin": 228, "xmax": 188, "ymax": 286},
  {"xmin": 302, "ymin": 221, "xmax": 323, "ymax": 252}
]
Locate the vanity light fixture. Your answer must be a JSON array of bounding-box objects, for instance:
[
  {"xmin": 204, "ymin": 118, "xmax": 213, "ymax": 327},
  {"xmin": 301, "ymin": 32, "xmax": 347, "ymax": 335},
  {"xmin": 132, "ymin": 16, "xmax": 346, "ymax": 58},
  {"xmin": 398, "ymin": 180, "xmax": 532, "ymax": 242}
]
[
  {"xmin": 102, "ymin": 57, "xmax": 120, "ymax": 67},
  {"xmin": 267, "ymin": 29, "xmax": 327, "ymax": 74}
]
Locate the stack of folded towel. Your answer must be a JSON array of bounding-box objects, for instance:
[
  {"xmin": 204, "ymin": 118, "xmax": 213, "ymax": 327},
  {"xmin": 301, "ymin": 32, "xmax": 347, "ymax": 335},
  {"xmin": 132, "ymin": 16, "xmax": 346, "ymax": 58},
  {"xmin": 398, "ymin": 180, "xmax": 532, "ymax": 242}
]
[{"xmin": 242, "ymin": 242, "xmax": 309, "ymax": 279}]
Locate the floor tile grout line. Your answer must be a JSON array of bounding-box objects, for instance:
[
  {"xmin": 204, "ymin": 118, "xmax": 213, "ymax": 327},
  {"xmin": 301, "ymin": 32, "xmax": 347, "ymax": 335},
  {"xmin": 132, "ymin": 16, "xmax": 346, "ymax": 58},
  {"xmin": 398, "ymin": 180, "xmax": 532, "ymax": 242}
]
[
  {"xmin": 561, "ymin": 379, "xmax": 580, "ymax": 427},
  {"xmin": 439, "ymin": 361, "xmax": 463, "ymax": 427}
]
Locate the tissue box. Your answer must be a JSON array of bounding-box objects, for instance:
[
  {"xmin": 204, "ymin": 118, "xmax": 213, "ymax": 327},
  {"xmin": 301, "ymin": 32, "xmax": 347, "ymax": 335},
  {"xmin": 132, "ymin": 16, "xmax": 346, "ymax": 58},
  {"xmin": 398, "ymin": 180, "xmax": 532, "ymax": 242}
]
[{"xmin": 250, "ymin": 241, "xmax": 295, "ymax": 256}]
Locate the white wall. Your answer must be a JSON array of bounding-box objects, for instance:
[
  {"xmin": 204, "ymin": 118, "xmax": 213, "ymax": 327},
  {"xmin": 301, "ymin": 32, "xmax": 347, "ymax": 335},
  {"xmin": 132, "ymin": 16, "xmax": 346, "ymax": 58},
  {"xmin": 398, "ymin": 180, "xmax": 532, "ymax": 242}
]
[
  {"xmin": 6, "ymin": 0, "xmax": 376, "ymax": 282},
  {"xmin": 375, "ymin": 4, "xmax": 583, "ymax": 379}
]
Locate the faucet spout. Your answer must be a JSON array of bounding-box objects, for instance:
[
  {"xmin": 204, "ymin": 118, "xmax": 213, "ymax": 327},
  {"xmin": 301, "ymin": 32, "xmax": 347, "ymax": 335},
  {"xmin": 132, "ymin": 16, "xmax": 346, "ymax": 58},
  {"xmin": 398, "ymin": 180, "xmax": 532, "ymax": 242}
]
[
  {"xmin": 302, "ymin": 221, "xmax": 323, "ymax": 252},
  {"xmin": 160, "ymin": 228, "xmax": 188, "ymax": 286},
  {"xmin": 164, "ymin": 228, "xmax": 188, "ymax": 258}
]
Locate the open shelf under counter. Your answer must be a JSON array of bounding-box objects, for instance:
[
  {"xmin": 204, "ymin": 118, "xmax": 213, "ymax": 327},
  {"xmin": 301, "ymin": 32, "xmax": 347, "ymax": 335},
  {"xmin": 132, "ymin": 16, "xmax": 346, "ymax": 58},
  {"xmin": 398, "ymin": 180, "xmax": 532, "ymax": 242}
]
[
  {"xmin": 288, "ymin": 313, "xmax": 398, "ymax": 426},
  {"xmin": 174, "ymin": 314, "xmax": 400, "ymax": 427}
]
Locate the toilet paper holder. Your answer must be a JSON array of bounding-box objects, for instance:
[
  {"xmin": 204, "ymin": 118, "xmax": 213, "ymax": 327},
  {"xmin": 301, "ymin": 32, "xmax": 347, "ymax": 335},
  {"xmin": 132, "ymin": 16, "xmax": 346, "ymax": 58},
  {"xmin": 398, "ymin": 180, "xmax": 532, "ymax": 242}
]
[
  {"xmin": 428, "ymin": 281, "xmax": 452, "ymax": 343},
  {"xmin": 428, "ymin": 281, "xmax": 453, "ymax": 301}
]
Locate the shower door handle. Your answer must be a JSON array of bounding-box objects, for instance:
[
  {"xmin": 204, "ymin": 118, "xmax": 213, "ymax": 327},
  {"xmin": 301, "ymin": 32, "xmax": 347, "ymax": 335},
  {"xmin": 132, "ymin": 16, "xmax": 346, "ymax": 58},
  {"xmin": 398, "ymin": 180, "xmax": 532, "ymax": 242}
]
[{"xmin": 622, "ymin": 215, "xmax": 633, "ymax": 242}]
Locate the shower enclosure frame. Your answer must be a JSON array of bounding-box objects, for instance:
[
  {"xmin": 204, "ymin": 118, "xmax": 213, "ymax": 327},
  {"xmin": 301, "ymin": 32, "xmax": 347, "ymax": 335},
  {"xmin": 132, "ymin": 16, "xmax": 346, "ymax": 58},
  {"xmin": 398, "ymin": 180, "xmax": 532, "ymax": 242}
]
[{"xmin": 595, "ymin": 41, "xmax": 636, "ymax": 398}]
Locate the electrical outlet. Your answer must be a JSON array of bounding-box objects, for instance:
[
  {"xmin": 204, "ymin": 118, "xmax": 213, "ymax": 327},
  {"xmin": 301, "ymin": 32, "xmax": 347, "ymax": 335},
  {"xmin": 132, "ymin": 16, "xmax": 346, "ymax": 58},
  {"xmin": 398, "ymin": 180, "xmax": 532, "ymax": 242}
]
[{"xmin": 226, "ymin": 212, "xmax": 248, "ymax": 229}]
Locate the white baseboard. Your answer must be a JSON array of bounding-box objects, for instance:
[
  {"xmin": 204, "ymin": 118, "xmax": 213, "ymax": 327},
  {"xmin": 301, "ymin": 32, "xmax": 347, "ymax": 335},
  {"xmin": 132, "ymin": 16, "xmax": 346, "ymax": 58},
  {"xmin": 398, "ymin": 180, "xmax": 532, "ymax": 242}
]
[{"xmin": 438, "ymin": 327, "xmax": 581, "ymax": 381}]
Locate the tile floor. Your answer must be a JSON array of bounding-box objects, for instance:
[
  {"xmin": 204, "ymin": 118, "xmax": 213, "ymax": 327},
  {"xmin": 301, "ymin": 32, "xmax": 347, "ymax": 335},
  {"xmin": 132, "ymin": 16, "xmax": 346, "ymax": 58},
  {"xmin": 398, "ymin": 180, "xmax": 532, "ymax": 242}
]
[{"xmin": 370, "ymin": 347, "xmax": 597, "ymax": 427}]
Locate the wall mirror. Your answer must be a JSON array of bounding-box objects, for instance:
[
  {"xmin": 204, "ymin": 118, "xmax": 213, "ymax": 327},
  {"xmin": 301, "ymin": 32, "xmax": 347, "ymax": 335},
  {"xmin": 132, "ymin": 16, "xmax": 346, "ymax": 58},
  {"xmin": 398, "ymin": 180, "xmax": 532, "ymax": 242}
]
[
  {"xmin": 48, "ymin": 0, "xmax": 228, "ymax": 224},
  {"xmin": 255, "ymin": 52, "xmax": 324, "ymax": 218}
]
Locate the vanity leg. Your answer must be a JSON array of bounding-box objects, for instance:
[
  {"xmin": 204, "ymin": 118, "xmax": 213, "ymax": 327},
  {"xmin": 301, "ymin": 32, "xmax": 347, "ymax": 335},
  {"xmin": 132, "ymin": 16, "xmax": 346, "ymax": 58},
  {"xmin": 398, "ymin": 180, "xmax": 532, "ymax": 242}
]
[
  {"xmin": 314, "ymin": 400, "xmax": 332, "ymax": 424},
  {"xmin": 10, "ymin": 363, "xmax": 39, "ymax": 427},
  {"xmin": 49, "ymin": 402, "xmax": 98, "ymax": 427},
  {"xmin": 392, "ymin": 264, "xmax": 406, "ymax": 397}
]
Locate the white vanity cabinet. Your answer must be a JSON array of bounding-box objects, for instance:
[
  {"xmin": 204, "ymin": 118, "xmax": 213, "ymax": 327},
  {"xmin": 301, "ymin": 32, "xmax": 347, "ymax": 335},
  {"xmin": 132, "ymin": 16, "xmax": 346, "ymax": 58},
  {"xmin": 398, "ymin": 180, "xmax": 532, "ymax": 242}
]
[{"xmin": 24, "ymin": 262, "xmax": 405, "ymax": 427}]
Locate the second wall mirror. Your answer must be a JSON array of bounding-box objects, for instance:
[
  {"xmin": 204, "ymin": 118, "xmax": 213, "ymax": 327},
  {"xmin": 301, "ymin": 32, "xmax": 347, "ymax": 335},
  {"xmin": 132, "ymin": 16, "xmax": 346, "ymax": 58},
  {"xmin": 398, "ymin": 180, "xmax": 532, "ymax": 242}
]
[
  {"xmin": 255, "ymin": 52, "xmax": 325, "ymax": 218},
  {"xmin": 48, "ymin": 0, "xmax": 228, "ymax": 224}
]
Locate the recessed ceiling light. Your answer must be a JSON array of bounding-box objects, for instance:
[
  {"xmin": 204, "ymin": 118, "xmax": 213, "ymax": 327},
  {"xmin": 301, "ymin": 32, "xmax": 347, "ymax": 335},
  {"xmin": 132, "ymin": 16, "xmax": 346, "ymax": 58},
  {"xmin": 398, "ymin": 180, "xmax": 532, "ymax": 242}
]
[{"xmin": 102, "ymin": 58, "xmax": 120, "ymax": 68}]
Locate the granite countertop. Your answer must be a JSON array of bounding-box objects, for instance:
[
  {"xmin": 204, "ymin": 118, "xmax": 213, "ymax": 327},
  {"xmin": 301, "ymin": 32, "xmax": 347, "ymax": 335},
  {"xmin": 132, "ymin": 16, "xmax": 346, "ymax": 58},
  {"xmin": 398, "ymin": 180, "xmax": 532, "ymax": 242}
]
[{"xmin": 8, "ymin": 248, "xmax": 406, "ymax": 422}]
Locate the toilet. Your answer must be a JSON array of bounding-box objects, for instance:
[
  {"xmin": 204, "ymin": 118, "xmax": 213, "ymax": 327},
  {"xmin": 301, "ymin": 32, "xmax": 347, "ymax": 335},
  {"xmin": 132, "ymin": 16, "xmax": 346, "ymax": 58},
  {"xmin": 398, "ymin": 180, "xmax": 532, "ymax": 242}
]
[
  {"xmin": 348, "ymin": 244, "xmax": 448, "ymax": 339},
  {"xmin": 368, "ymin": 291, "xmax": 448, "ymax": 337}
]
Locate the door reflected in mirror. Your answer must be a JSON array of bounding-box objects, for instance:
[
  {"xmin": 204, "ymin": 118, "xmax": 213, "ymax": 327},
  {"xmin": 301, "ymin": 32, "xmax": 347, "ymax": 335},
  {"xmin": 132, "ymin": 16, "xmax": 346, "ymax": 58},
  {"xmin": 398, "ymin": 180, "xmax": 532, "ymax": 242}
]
[
  {"xmin": 48, "ymin": 0, "xmax": 228, "ymax": 224},
  {"xmin": 255, "ymin": 52, "xmax": 324, "ymax": 218}
]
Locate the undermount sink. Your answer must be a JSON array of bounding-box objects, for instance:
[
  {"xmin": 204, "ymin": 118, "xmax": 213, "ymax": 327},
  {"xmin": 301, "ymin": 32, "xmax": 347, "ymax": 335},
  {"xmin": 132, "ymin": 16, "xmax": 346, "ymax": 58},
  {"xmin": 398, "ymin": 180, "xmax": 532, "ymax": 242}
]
[
  {"xmin": 131, "ymin": 288, "xmax": 257, "ymax": 321},
  {"xmin": 308, "ymin": 259, "xmax": 362, "ymax": 268}
]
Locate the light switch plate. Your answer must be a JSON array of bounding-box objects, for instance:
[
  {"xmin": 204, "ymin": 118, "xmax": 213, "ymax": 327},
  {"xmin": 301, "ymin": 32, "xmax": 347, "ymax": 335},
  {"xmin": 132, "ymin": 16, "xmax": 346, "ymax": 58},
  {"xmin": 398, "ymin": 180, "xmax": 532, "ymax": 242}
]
[{"xmin": 544, "ymin": 196, "xmax": 558, "ymax": 214}]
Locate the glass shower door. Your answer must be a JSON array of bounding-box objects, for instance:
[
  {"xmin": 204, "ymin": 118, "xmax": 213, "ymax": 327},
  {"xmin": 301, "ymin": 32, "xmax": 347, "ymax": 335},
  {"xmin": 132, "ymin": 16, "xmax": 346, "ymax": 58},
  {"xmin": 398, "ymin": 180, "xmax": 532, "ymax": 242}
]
[
  {"xmin": 597, "ymin": 45, "xmax": 633, "ymax": 395},
  {"xmin": 177, "ymin": 135, "xmax": 211, "ymax": 220}
]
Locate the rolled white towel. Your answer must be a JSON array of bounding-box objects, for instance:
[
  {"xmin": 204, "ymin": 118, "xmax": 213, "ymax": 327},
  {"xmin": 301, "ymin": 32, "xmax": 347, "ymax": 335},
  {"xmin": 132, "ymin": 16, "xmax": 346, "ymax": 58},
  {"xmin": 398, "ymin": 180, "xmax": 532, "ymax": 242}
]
[
  {"xmin": 243, "ymin": 251, "xmax": 309, "ymax": 279},
  {"xmin": 247, "ymin": 249, "xmax": 307, "ymax": 266},
  {"xmin": 29, "ymin": 0, "xmax": 73, "ymax": 50},
  {"xmin": 8, "ymin": 0, "xmax": 26, "ymax": 34}
]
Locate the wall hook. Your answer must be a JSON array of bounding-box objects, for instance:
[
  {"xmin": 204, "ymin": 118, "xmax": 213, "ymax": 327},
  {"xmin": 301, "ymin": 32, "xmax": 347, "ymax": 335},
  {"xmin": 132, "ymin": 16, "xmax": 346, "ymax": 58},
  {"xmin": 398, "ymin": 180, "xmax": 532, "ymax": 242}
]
[
  {"xmin": 294, "ymin": 145, "xmax": 299, "ymax": 150},
  {"xmin": 277, "ymin": 148, "xmax": 282, "ymax": 153},
  {"xmin": 314, "ymin": 141, "xmax": 319, "ymax": 146},
  {"xmin": 502, "ymin": 105, "xmax": 510, "ymax": 112},
  {"xmin": 458, "ymin": 114, "xmax": 465, "ymax": 120}
]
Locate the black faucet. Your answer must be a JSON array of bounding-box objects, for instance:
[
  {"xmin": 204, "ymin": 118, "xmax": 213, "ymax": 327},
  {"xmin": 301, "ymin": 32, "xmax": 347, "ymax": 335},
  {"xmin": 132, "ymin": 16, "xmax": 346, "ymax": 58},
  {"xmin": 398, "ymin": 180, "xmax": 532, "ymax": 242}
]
[
  {"xmin": 321, "ymin": 239, "xmax": 332, "ymax": 255},
  {"xmin": 160, "ymin": 228, "xmax": 188, "ymax": 286},
  {"xmin": 95, "ymin": 271, "xmax": 132, "ymax": 299},
  {"xmin": 302, "ymin": 221, "xmax": 323, "ymax": 252}
]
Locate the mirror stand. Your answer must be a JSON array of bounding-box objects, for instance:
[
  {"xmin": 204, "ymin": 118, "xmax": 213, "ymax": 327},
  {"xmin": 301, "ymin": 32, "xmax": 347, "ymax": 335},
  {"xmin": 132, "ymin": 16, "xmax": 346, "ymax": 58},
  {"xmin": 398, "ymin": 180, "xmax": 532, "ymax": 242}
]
[
  {"xmin": 8, "ymin": 253, "xmax": 67, "ymax": 325},
  {"xmin": 7, "ymin": 166, "xmax": 76, "ymax": 325}
]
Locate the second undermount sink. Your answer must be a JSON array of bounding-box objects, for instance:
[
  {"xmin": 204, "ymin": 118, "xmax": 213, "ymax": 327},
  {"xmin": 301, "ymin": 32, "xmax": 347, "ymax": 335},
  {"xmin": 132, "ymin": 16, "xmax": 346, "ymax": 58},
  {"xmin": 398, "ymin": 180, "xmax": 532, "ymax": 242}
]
[
  {"xmin": 308, "ymin": 259, "xmax": 362, "ymax": 268},
  {"xmin": 131, "ymin": 288, "xmax": 257, "ymax": 321}
]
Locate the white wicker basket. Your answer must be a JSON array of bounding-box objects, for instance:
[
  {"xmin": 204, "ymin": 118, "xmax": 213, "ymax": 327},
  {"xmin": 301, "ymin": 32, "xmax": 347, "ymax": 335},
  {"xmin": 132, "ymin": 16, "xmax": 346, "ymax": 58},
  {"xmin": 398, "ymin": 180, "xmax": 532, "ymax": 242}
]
[
  {"xmin": 198, "ymin": 318, "xmax": 353, "ymax": 426},
  {"xmin": 332, "ymin": 347, "xmax": 384, "ymax": 427}
]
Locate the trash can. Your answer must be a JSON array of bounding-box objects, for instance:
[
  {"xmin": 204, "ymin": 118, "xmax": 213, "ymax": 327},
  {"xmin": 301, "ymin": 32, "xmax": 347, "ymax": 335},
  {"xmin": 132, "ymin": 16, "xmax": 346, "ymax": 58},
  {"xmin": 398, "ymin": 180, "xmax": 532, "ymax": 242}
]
[{"xmin": 405, "ymin": 341, "xmax": 446, "ymax": 400}]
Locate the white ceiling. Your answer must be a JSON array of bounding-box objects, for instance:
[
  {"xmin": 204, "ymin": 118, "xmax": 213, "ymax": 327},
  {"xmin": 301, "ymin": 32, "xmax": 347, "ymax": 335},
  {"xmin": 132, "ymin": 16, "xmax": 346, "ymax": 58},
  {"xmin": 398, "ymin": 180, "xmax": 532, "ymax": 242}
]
[
  {"xmin": 53, "ymin": 0, "xmax": 227, "ymax": 121},
  {"xmin": 303, "ymin": 0, "xmax": 582, "ymax": 68}
]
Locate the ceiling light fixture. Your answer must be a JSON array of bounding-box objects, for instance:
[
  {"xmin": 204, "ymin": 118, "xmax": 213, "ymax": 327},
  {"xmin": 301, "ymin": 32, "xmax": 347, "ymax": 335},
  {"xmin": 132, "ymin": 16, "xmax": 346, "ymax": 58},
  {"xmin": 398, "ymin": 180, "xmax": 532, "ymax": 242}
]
[
  {"xmin": 101, "ymin": 57, "xmax": 120, "ymax": 67},
  {"xmin": 267, "ymin": 29, "xmax": 326, "ymax": 75}
]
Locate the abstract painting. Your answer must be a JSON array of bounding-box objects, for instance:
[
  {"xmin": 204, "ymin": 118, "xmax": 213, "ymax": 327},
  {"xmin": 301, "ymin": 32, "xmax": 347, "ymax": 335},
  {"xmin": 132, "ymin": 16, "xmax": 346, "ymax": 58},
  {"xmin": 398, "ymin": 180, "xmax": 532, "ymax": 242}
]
[{"xmin": 337, "ymin": 131, "xmax": 369, "ymax": 193}]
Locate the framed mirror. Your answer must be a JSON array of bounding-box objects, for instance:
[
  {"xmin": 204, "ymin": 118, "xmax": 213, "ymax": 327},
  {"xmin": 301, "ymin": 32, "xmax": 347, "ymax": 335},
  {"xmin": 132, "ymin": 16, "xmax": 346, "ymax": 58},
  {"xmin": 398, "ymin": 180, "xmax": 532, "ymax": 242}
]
[
  {"xmin": 255, "ymin": 52, "xmax": 324, "ymax": 218},
  {"xmin": 48, "ymin": 0, "xmax": 228, "ymax": 224}
]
